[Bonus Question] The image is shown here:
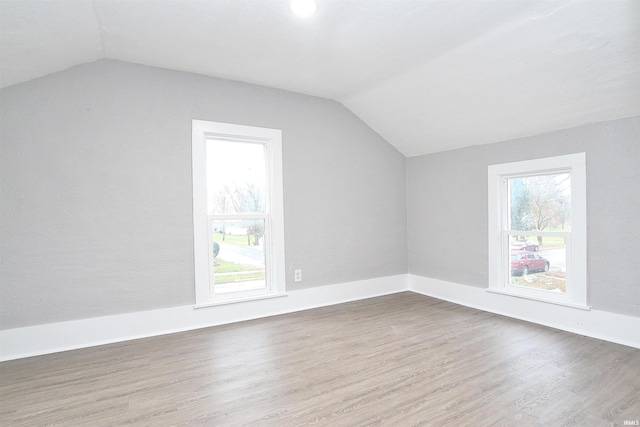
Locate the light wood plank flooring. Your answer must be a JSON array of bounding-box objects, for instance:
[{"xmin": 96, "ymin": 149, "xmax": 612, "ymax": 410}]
[{"xmin": 1, "ymin": 292, "xmax": 639, "ymax": 426}]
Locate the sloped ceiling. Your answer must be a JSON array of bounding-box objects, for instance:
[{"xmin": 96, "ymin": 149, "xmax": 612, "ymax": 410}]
[{"xmin": 1, "ymin": 0, "xmax": 639, "ymax": 156}]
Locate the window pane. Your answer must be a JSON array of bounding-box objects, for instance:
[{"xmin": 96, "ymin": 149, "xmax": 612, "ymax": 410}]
[
  {"xmin": 212, "ymin": 219, "xmax": 266, "ymax": 294},
  {"xmin": 509, "ymin": 234, "xmax": 566, "ymax": 293},
  {"xmin": 508, "ymin": 173, "xmax": 571, "ymax": 232},
  {"xmin": 206, "ymin": 139, "xmax": 266, "ymax": 214}
]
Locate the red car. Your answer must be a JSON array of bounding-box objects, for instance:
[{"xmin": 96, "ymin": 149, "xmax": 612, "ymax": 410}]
[{"xmin": 511, "ymin": 251, "xmax": 550, "ymax": 276}]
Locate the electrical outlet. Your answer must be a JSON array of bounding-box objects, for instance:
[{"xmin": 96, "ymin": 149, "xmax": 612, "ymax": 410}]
[{"xmin": 294, "ymin": 269, "xmax": 302, "ymax": 282}]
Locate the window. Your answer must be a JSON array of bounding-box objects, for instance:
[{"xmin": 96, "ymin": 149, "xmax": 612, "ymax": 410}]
[
  {"xmin": 488, "ymin": 153, "xmax": 588, "ymax": 309},
  {"xmin": 192, "ymin": 120, "xmax": 286, "ymax": 306}
]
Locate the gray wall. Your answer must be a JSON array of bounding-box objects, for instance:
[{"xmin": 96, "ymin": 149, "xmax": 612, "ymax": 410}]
[
  {"xmin": 0, "ymin": 60, "xmax": 408, "ymax": 329},
  {"xmin": 407, "ymin": 116, "xmax": 640, "ymax": 317}
]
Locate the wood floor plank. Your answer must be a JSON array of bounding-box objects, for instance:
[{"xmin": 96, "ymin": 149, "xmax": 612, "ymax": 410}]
[{"xmin": 1, "ymin": 292, "xmax": 639, "ymax": 426}]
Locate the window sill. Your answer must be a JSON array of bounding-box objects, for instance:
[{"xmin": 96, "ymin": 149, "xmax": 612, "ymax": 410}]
[
  {"xmin": 486, "ymin": 288, "xmax": 590, "ymax": 311},
  {"xmin": 194, "ymin": 292, "xmax": 288, "ymax": 309}
]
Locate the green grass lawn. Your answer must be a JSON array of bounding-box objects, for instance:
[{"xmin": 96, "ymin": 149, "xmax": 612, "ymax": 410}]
[
  {"xmin": 539, "ymin": 228, "xmax": 570, "ymax": 248},
  {"xmin": 213, "ymin": 232, "xmax": 250, "ymax": 246},
  {"xmin": 215, "ymin": 271, "xmax": 265, "ymax": 283},
  {"xmin": 212, "ymin": 235, "xmax": 265, "ymax": 283},
  {"xmin": 514, "ymin": 231, "xmax": 568, "ymax": 249},
  {"xmin": 214, "ymin": 258, "xmax": 264, "ymax": 273},
  {"xmin": 213, "ymin": 259, "xmax": 265, "ymax": 283}
]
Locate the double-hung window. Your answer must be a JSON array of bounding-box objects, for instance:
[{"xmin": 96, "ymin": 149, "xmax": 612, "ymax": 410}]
[
  {"xmin": 192, "ymin": 120, "xmax": 286, "ymax": 306},
  {"xmin": 488, "ymin": 153, "xmax": 588, "ymax": 309}
]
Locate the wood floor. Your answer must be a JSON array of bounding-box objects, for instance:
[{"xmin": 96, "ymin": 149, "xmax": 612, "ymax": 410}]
[{"xmin": 1, "ymin": 292, "xmax": 639, "ymax": 426}]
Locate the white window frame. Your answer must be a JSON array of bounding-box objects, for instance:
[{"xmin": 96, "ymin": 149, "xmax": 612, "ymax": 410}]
[
  {"xmin": 192, "ymin": 120, "xmax": 286, "ymax": 307},
  {"xmin": 488, "ymin": 153, "xmax": 589, "ymax": 309}
]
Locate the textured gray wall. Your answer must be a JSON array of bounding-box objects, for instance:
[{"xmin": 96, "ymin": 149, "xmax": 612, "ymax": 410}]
[
  {"xmin": 407, "ymin": 116, "xmax": 640, "ymax": 317},
  {"xmin": 0, "ymin": 60, "xmax": 408, "ymax": 329}
]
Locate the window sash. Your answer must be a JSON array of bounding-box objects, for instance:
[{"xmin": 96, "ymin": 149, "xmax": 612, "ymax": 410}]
[
  {"xmin": 206, "ymin": 137, "xmax": 270, "ymax": 216},
  {"xmin": 501, "ymin": 170, "xmax": 572, "ymax": 301}
]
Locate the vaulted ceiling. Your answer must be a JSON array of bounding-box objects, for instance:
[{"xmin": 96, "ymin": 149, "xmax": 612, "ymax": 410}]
[{"xmin": 1, "ymin": 0, "xmax": 639, "ymax": 156}]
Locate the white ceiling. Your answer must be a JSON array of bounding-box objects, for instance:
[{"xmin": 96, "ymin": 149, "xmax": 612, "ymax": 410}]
[{"xmin": 1, "ymin": 0, "xmax": 639, "ymax": 156}]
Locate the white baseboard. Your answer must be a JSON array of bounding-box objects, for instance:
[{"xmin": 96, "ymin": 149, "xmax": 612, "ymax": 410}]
[
  {"xmin": 0, "ymin": 274, "xmax": 409, "ymax": 361},
  {"xmin": 409, "ymin": 274, "xmax": 640, "ymax": 349},
  {"xmin": 3, "ymin": 273, "xmax": 637, "ymax": 361}
]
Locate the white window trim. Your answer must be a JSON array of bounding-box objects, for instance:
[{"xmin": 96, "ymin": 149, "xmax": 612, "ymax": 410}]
[
  {"xmin": 192, "ymin": 120, "xmax": 286, "ymax": 307},
  {"xmin": 487, "ymin": 153, "xmax": 589, "ymax": 310}
]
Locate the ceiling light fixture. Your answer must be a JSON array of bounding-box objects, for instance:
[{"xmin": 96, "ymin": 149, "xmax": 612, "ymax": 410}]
[{"xmin": 290, "ymin": 0, "xmax": 317, "ymax": 17}]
